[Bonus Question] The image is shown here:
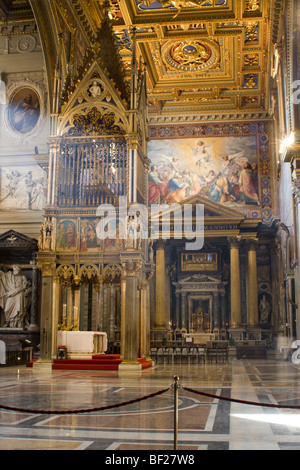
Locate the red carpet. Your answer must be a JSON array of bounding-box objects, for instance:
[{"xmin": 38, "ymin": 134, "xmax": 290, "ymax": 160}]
[{"xmin": 51, "ymin": 354, "xmax": 153, "ymax": 370}]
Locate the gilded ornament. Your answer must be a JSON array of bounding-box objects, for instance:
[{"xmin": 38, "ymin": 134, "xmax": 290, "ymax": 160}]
[
  {"xmin": 245, "ymin": 0, "xmax": 260, "ymax": 11},
  {"xmin": 138, "ymin": 0, "xmax": 207, "ymax": 17},
  {"xmin": 163, "ymin": 39, "xmax": 219, "ymax": 72},
  {"xmin": 68, "ymin": 107, "xmax": 126, "ymax": 136}
]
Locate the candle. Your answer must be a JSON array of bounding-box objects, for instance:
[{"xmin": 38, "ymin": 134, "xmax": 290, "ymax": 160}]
[{"xmin": 63, "ymin": 304, "xmax": 67, "ymax": 318}]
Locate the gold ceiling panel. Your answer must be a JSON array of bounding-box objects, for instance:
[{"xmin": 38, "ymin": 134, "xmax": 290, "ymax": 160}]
[
  {"xmin": 104, "ymin": 0, "xmax": 270, "ymax": 117},
  {"xmin": 1, "ymin": 0, "xmax": 271, "ymax": 119}
]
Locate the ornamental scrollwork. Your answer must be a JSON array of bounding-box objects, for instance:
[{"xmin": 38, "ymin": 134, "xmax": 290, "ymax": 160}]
[{"xmin": 68, "ymin": 107, "xmax": 126, "ymax": 136}]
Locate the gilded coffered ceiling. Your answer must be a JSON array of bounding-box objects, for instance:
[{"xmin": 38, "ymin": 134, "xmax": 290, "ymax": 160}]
[
  {"xmin": 108, "ymin": 0, "xmax": 274, "ymax": 118},
  {"xmin": 0, "ymin": 0, "xmax": 281, "ymax": 120}
]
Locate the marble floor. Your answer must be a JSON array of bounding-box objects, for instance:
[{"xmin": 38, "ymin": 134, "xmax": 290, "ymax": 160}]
[{"xmin": 1, "ymin": 358, "xmax": 300, "ymax": 451}]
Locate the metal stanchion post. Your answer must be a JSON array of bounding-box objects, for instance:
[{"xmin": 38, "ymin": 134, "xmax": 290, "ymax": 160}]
[{"xmin": 173, "ymin": 376, "xmax": 179, "ymax": 451}]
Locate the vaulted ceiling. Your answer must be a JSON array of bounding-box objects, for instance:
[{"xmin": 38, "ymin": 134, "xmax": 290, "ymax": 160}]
[{"xmin": 0, "ymin": 0, "xmax": 282, "ymax": 121}]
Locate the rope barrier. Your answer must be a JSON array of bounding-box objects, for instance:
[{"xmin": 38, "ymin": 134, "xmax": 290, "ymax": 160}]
[
  {"xmin": 0, "ymin": 387, "xmax": 170, "ymax": 415},
  {"xmin": 1, "ymin": 383, "xmax": 300, "ymax": 414},
  {"xmin": 2, "ymin": 376, "xmax": 300, "ymax": 451},
  {"xmin": 183, "ymin": 386, "xmax": 300, "ymax": 410}
]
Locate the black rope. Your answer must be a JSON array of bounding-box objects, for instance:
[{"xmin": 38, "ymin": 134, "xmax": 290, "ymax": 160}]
[
  {"xmin": 184, "ymin": 387, "xmax": 300, "ymax": 410},
  {"xmin": 0, "ymin": 388, "xmax": 170, "ymax": 415},
  {"xmin": 2, "ymin": 384, "xmax": 300, "ymax": 416}
]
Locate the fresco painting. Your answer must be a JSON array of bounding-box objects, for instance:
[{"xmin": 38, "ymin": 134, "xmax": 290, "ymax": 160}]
[
  {"xmin": 56, "ymin": 220, "xmax": 77, "ymax": 251},
  {"xmin": 8, "ymin": 87, "xmax": 40, "ymax": 134},
  {"xmin": 80, "ymin": 218, "xmax": 100, "ymax": 252},
  {"xmin": 148, "ymin": 136, "xmax": 260, "ymax": 209}
]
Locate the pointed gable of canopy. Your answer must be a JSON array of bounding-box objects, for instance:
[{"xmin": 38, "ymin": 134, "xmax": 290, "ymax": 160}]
[{"xmin": 60, "ymin": 9, "xmax": 130, "ymax": 113}]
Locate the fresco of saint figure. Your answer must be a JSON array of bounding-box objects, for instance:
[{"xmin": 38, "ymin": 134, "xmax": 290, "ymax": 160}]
[
  {"xmin": 56, "ymin": 221, "xmax": 77, "ymax": 251},
  {"xmin": 9, "ymin": 88, "xmax": 40, "ymax": 134}
]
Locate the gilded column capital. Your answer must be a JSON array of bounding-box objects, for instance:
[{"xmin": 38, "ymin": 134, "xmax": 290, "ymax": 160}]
[
  {"xmin": 37, "ymin": 261, "xmax": 56, "ymax": 277},
  {"xmin": 49, "ymin": 138, "xmax": 61, "ymax": 152},
  {"xmin": 155, "ymin": 239, "xmax": 166, "ymax": 250},
  {"xmin": 138, "ymin": 281, "xmax": 148, "ymax": 290},
  {"xmin": 246, "ymin": 238, "xmax": 259, "ymax": 251},
  {"xmin": 126, "ymin": 136, "xmax": 139, "ymax": 149},
  {"xmin": 121, "ymin": 260, "xmax": 143, "ymax": 277},
  {"xmin": 228, "ymin": 236, "xmax": 241, "ymax": 249}
]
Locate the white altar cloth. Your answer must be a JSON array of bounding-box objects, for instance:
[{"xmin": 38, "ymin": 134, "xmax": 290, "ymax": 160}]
[
  {"xmin": 57, "ymin": 331, "xmax": 108, "ymax": 355},
  {"xmin": 184, "ymin": 333, "xmax": 215, "ymax": 345}
]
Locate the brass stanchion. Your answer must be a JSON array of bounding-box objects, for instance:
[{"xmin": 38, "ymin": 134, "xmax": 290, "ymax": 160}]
[{"xmin": 173, "ymin": 376, "xmax": 180, "ymax": 451}]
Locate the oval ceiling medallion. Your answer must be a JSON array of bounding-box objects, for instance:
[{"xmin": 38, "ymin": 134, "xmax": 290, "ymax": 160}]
[{"xmin": 162, "ymin": 39, "xmax": 220, "ymax": 72}]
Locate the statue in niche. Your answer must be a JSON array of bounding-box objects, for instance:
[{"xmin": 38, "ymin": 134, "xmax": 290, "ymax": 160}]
[
  {"xmin": 126, "ymin": 215, "xmax": 142, "ymax": 250},
  {"xmin": 87, "ymin": 80, "xmax": 104, "ymax": 99},
  {"xmin": 259, "ymin": 294, "xmax": 271, "ymax": 324},
  {"xmin": 0, "ymin": 266, "xmax": 31, "ymax": 328},
  {"xmin": 38, "ymin": 217, "xmax": 53, "ymax": 251},
  {"xmin": 149, "ymin": 240, "xmax": 154, "ymax": 262}
]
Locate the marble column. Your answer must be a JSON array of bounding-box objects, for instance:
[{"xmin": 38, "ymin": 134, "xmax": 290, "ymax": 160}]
[
  {"xmin": 103, "ymin": 284, "xmax": 108, "ymax": 334},
  {"xmin": 67, "ymin": 284, "xmax": 73, "ymax": 329},
  {"xmin": 220, "ymin": 289, "xmax": 227, "ymax": 329},
  {"xmin": 229, "ymin": 238, "xmax": 242, "ymax": 329},
  {"xmin": 29, "ymin": 260, "xmax": 39, "ymax": 331},
  {"xmin": 73, "ymin": 284, "xmax": 80, "ymax": 330},
  {"xmin": 145, "ymin": 283, "xmax": 151, "ymax": 361},
  {"xmin": 37, "ymin": 262, "xmax": 55, "ymax": 362},
  {"xmin": 213, "ymin": 291, "xmax": 220, "ymax": 330},
  {"xmin": 181, "ymin": 293, "xmax": 187, "ymax": 330},
  {"xmin": 51, "ymin": 277, "xmax": 60, "ymax": 357},
  {"xmin": 175, "ymin": 292, "xmax": 180, "ymax": 329},
  {"xmin": 155, "ymin": 240, "xmax": 166, "ymax": 329},
  {"xmin": 119, "ymin": 262, "xmax": 142, "ymax": 370},
  {"xmin": 136, "ymin": 286, "xmax": 141, "ymax": 357},
  {"xmin": 120, "ymin": 278, "xmax": 126, "ymax": 358},
  {"xmin": 79, "ymin": 283, "xmax": 86, "ymax": 331},
  {"xmin": 247, "ymin": 239, "xmax": 259, "ymax": 329},
  {"xmin": 140, "ymin": 283, "xmax": 147, "ymax": 358},
  {"xmin": 110, "ymin": 284, "xmax": 115, "ymax": 341}
]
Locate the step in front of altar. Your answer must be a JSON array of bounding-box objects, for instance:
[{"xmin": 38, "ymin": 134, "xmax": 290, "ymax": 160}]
[{"xmin": 52, "ymin": 355, "xmax": 152, "ymax": 370}]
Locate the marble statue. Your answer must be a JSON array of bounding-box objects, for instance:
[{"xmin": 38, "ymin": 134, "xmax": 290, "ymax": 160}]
[
  {"xmin": 0, "ymin": 266, "xmax": 31, "ymax": 328},
  {"xmin": 259, "ymin": 294, "xmax": 271, "ymax": 324},
  {"xmin": 0, "ymin": 340, "xmax": 5, "ymax": 365}
]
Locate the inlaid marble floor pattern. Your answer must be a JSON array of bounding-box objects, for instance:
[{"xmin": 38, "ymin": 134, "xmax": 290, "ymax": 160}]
[{"xmin": 1, "ymin": 358, "xmax": 300, "ymax": 450}]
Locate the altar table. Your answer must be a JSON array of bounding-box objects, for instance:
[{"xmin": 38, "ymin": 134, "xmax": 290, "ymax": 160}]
[
  {"xmin": 57, "ymin": 331, "xmax": 108, "ymax": 356},
  {"xmin": 183, "ymin": 333, "xmax": 215, "ymax": 345}
]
